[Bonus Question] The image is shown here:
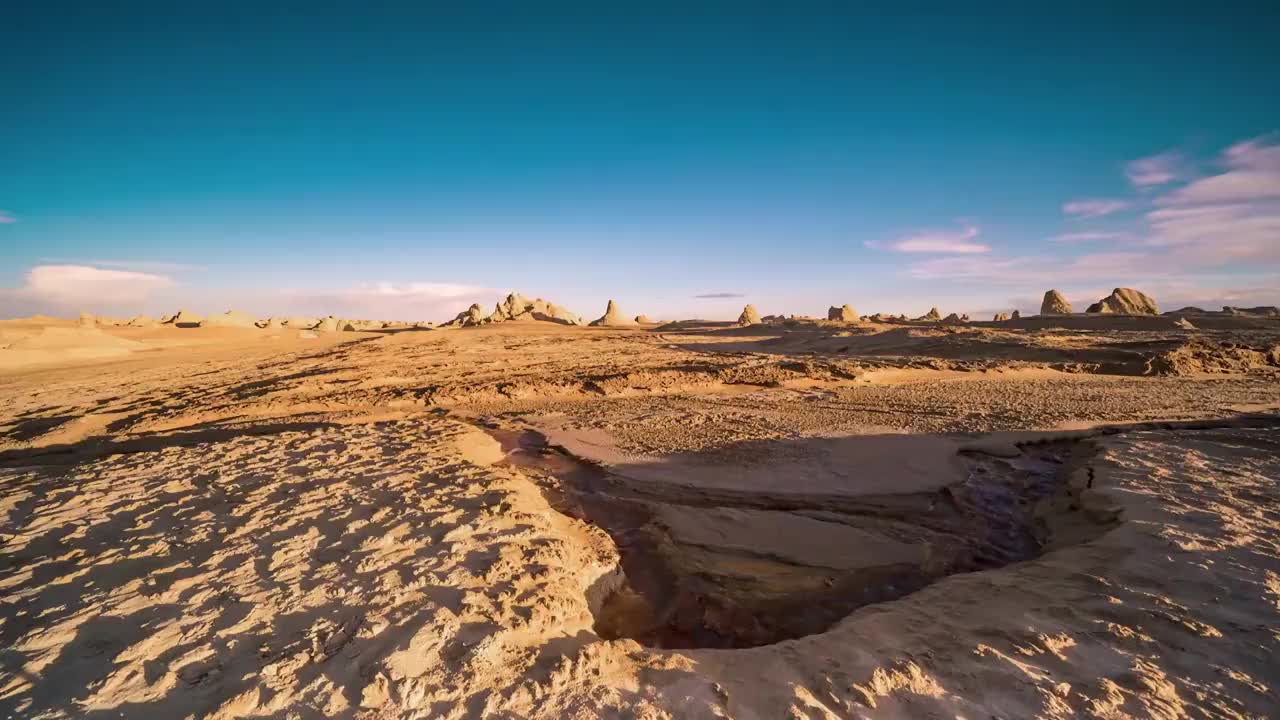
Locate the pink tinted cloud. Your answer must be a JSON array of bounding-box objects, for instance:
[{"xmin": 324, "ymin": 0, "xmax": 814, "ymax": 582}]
[
  {"xmin": 1048, "ymin": 231, "xmax": 1127, "ymax": 243},
  {"xmin": 1158, "ymin": 135, "xmax": 1280, "ymax": 205},
  {"xmin": 906, "ymin": 252, "xmax": 1150, "ymax": 283},
  {"xmin": 4, "ymin": 264, "xmax": 175, "ymax": 309},
  {"xmin": 0, "ymin": 210, "xmax": 15, "ymax": 223},
  {"xmin": 1224, "ymin": 135, "xmax": 1280, "ymax": 171},
  {"xmin": 1062, "ymin": 199, "xmax": 1131, "ymax": 218},
  {"xmin": 1142, "ymin": 136, "xmax": 1280, "ymax": 262},
  {"xmin": 1125, "ymin": 151, "xmax": 1187, "ymax": 188},
  {"xmin": 274, "ymin": 281, "xmax": 502, "ymax": 320}
]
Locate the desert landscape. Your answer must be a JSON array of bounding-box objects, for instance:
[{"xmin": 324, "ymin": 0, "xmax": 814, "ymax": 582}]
[
  {"xmin": 2, "ymin": 289, "xmax": 1279, "ymax": 718},
  {"xmin": 6, "ymin": 5, "xmax": 1280, "ymax": 717}
]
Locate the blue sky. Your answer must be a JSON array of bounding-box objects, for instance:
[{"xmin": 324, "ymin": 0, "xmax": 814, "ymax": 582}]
[{"xmin": 2, "ymin": 2, "xmax": 1278, "ymax": 320}]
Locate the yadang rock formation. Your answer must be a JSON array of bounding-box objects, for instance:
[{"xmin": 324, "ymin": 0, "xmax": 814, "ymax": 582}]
[
  {"xmin": 738, "ymin": 304, "xmax": 762, "ymax": 326},
  {"xmin": 634, "ymin": 315, "xmax": 654, "ymax": 324},
  {"xmin": 446, "ymin": 293, "xmax": 583, "ymax": 327},
  {"xmin": 590, "ymin": 300, "xmax": 634, "ymax": 327},
  {"xmin": 492, "ymin": 293, "xmax": 582, "ymax": 325},
  {"xmin": 446, "ymin": 304, "xmax": 489, "ymax": 327},
  {"xmin": 168, "ymin": 310, "xmax": 204, "ymax": 328},
  {"xmin": 200, "ymin": 310, "xmax": 258, "ymax": 328},
  {"xmin": 1087, "ymin": 288, "xmax": 1159, "ymax": 315},
  {"xmin": 914, "ymin": 307, "xmax": 942, "ymax": 322},
  {"xmin": 827, "ymin": 304, "xmax": 857, "ymax": 322},
  {"xmin": 283, "ymin": 317, "xmax": 319, "ymax": 330},
  {"xmin": 1223, "ymin": 306, "xmax": 1280, "ymax": 317},
  {"xmin": 993, "ymin": 312, "xmax": 1010, "ymax": 322},
  {"xmin": 1041, "ymin": 290, "xmax": 1072, "ymax": 315},
  {"xmin": 941, "ymin": 313, "xmax": 967, "ymax": 325}
]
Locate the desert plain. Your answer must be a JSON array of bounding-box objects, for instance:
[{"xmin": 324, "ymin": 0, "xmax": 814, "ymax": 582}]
[{"xmin": 2, "ymin": 292, "xmax": 1280, "ymax": 719}]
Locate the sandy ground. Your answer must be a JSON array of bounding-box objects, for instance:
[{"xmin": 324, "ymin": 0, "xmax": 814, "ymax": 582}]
[{"xmin": 2, "ymin": 316, "xmax": 1279, "ymax": 718}]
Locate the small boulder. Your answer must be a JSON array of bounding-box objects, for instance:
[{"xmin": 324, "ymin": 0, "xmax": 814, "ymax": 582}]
[
  {"xmin": 738, "ymin": 304, "xmax": 762, "ymax": 326},
  {"xmin": 1086, "ymin": 288, "xmax": 1158, "ymax": 315},
  {"xmin": 1174, "ymin": 317, "xmax": 1197, "ymax": 330},
  {"xmin": 1040, "ymin": 289, "xmax": 1072, "ymax": 315}
]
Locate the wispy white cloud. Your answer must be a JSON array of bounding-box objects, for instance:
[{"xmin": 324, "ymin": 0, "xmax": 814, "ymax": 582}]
[
  {"xmin": 1157, "ymin": 171, "xmax": 1280, "ymax": 205},
  {"xmin": 1048, "ymin": 231, "xmax": 1128, "ymax": 243},
  {"xmin": 0, "ymin": 264, "xmax": 503, "ymax": 321},
  {"xmin": 1158, "ymin": 135, "xmax": 1280, "ymax": 205},
  {"xmin": 0, "ymin": 210, "xmax": 15, "ymax": 224},
  {"xmin": 867, "ymin": 223, "xmax": 989, "ymax": 254},
  {"xmin": 1125, "ymin": 151, "xmax": 1188, "ymax": 188},
  {"xmin": 272, "ymin": 282, "xmax": 502, "ymax": 320},
  {"xmin": 1062, "ymin": 199, "xmax": 1131, "ymax": 218},
  {"xmin": 904, "ymin": 252, "xmax": 1151, "ymax": 284},
  {"xmin": 37, "ymin": 258, "xmax": 202, "ymax": 273},
  {"xmin": 1139, "ymin": 135, "xmax": 1280, "ymax": 263},
  {"xmin": 0, "ymin": 264, "xmax": 176, "ymax": 314}
]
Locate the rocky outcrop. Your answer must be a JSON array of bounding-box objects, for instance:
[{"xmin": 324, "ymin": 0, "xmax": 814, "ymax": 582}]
[
  {"xmin": 738, "ymin": 305, "xmax": 761, "ymax": 326},
  {"xmin": 914, "ymin": 307, "xmax": 942, "ymax": 322},
  {"xmin": 127, "ymin": 315, "xmax": 157, "ymax": 328},
  {"xmin": 634, "ymin": 315, "xmax": 654, "ymax": 324},
  {"xmin": 77, "ymin": 312, "xmax": 96, "ymax": 327},
  {"xmin": 1174, "ymin": 317, "xmax": 1197, "ymax": 330},
  {"xmin": 590, "ymin": 300, "xmax": 634, "ymax": 327},
  {"xmin": 993, "ymin": 312, "xmax": 1010, "ymax": 322},
  {"xmin": 1040, "ymin": 290, "xmax": 1072, "ymax": 315},
  {"xmin": 261, "ymin": 317, "xmax": 283, "ymax": 330},
  {"xmin": 1086, "ymin": 288, "xmax": 1158, "ymax": 315},
  {"xmin": 316, "ymin": 316, "xmax": 339, "ymax": 333},
  {"xmin": 827, "ymin": 304, "xmax": 857, "ymax": 322},
  {"xmin": 1011, "ymin": 310, "xmax": 1021, "ymax": 319},
  {"xmin": 941, "ymin": 313, "xmax": 966, "ymax": 325}
]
